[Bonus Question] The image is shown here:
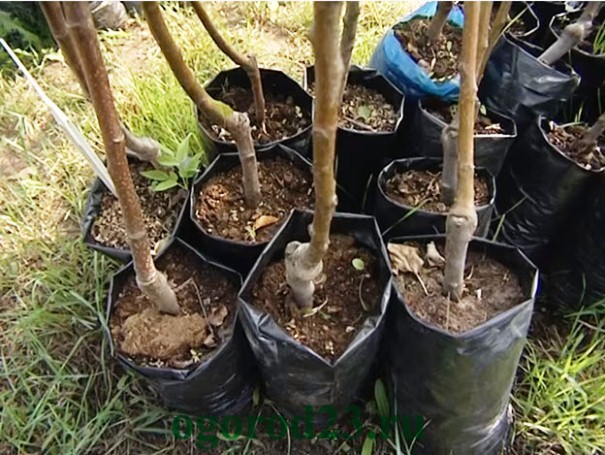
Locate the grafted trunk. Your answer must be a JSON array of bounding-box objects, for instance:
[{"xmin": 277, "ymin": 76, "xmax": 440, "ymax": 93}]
[
  {"xmin": 539, "ymin": 2, "xmax": 603, "ymax": 66},
  {"xmin": 285, "ymin": 2, "xmax": 346, "ymax": 309},
  {"xmin": 440, "ymin": 115, "xmax": 459, "ymax": 205},
  {"xmin": 143, "ymin": 1, "xmax": 260, "ymax": 208},
  {"xmin": 579, "ymin": 111, "xmax": 605, "ymax": 154},
  {"xmin": 191, "ymin": 2, "xmax": 265, "ymax": 126},
  {"xmin": 426, "ymin": 2, "xmax": 453, "ymax": 43},
  {"xmin": 443, "ymin": 1, "xmax": 481, "ymax": 300},
  {"xmin": 62, "ymin": 1, "xmax": 180, "ymax": 315}
]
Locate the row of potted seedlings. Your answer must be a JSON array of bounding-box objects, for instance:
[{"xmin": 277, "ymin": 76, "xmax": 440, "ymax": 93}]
[{"xmin": 49, "ymin": 1, "xmax": 605, "ymax": 453}]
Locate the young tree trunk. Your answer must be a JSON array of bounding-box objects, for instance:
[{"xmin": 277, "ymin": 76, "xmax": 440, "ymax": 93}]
[
  {"xmin": 539, "ymin": 2, "xmax": 603, "ymax": 66},
  {"xmin": 339, "ymin": 1, "xmax": 359, "ymax": 90},
  {"xmin": 476, "ymin": 2, "xmax": 493, "ymax": 76},
  {"xmin": 62, "ymin": 1, "xmax": 180, "ymax": 315},
  {"xmin": 285, "ymin": 2, "xmax": 345, "ymax": 309},
  {"xmin": 426, "ymin": 1, "xmax": 453, "ymax": 43},
  {"xmin": 579, "ymin": 111, "xmax": 605, "ymax": 155},
  {"xmin": 41, "ymin": 2, "xmax": 161, "ymax": 163},
  {"xmin": 143, "ymin": 1, "xmax": 260, "ymax": 208},
  {"xmin": 443, "ymin": 1, "xmax": 481, "ymax": 300},
  {"xmin": 477, "ymin": 1, "xmax": 510, "ymax": 84},
  {"xmin": 440, "ymin": 114, "xmax": 459, "ymax": 206},
  {"xmin": 191, "ymin": 2, "xmax": 265, "ymax": 126}
]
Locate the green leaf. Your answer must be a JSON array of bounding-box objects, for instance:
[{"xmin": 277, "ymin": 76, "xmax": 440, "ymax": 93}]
[
  {"xmin": 152, "ymin": 178, "xmax": 179, "ymax": 192},
  {"xmin": 357, "ymin": 105, "xmax": 373, "ymax": 121},
  {"xmin": 140, "ymin": 169, "xmax": 170, "ymax": 181},
  {"xmin": 352, "ymin": 258, "xmax": 365, "ymax": 271},
  {"xmin": 157, "ymin": 149, "xmax": 180, "ymax": 167},
  {"xmin": 178, "ymin": 155, "xmax": 201, "ymax": 180},
  {"xmin": 175, "ymin": 133, "xmax": 192, "ymax": 163},
  {"xmin": 361, "ymin": 434, "xmax": 375, "ymax": 455},
  {"xmin": 374, "ymin": 379, "xmax": 390, "ymax": 418}
]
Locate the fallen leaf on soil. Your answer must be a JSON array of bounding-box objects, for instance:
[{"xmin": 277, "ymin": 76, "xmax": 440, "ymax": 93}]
[
  {"xmin": 207, "ymin": 304, "xmax": 228, "ymax": 327},
  {"xmin": 425, "ymin": 241, "xmax": 445, "ymax": 267},
  {"xmin": 253, "ymin": 215, "xmax": 279, "ymax": 230},
  {"xmin": 202, "ymin": 333, "xmax": 217, "ymax": 348},
  {"xmin": 388, "ymin": 243, "xmax": 424, "ymax": 275}
]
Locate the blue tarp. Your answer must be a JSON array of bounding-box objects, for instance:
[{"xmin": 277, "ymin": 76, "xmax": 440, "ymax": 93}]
[{"xmin": 369, "ymin": 1, "xmax": 464, "ymax": 102}]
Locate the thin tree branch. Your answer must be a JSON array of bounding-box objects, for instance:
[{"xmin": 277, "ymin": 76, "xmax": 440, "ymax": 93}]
[
  {"xmin": 62, "ymin": 1, "xmax": 180, "ymax": 315},
  {"xmin": 143, "ymin": 1, "xmax": 260, "ymax": 207},
  {"xmin": 191, "ymin": 1, "xmax": 265, "ymax": 125},
  {"xmin": 426, "ymin": 1, "xmax": 453, "ymax": 43},
  {"xmin": 339, "ymin": 1, "xmax": 359, "ymax": 89},
  {"xmin": 475, "ymin": 2, "xmax": 493, "ymax": 77},
  {"xmin": 477, "ymin": 1, "xmax": 510, "ymax": 85}
]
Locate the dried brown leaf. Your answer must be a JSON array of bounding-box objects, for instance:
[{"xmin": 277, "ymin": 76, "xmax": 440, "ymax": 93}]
[
  {"xmin": 253, "ymin": 215, "xmax": 279, "ymax": 231},
  {"xmin": 388, "ymin": 243, "xmax": 424, "ymax": 275},
  {"xmin": 207, "ymin": 304, "xmax": 228, "ymax": 327}
]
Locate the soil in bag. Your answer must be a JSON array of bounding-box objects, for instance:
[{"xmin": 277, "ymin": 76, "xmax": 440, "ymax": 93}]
[{"xmin": 106, "ymin": 239, "xmax": 255, "ymax": 415}]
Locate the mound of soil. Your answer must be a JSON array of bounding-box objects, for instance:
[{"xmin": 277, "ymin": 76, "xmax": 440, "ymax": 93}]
[
  {"xmin": 384, "ymin": 168, "xmax": 491, "ymax": 212},
  {"xmin": 547, "ymin": 122, "xmax": 605, "ymax": 170},
  {"xmin": 195, "ymin": 156, "xmax": 313, "ymax": 243},
  {"xmin": 250, "ymin": 235, "xmax": 383, "ymax": 361},
  {"xmin": 424, "ymin": 99, "xmax": 505, "ymax": 135},
  {"xmin": 309, "ymin": 82, "xmax": 399, "ymax": 132},
  {"xmin": 390, "ymin": 241, "xmax": 525, "ymax": 333},
  {"xmin": 92, "ymin": 160, "xmax": 186, "ymax": 251},
  {"xmin": 394, "ymin": 18, "xmax": 462, "ymax": 80},
  {"xmin": 202, "ymin": 87, "xmax": 311, "ymax": 144},
  {"xmin": 109, "ymin": 246, "xmax": 238, "ymax": 369}
]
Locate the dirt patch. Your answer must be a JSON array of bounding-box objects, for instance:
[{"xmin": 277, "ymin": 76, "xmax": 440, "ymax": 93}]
[
  {"xmin": 195, "ymin": 156, "xmax": 313, "ymax": 243},
  {"xmin": 424, "ymin": 98, "xmax": 505, "ymax": 135},
  {"xmin": 250, "ymin": 235, "xmax": 383, "ymax": 361},
  {"xmin": 109, "ymin": 246, "xmax": 238, "ymax": 369},
  {"xmin": 384, "ymin": 168, "xmax": 491, "ymax": 212},
  {"xmin": 390, "ymin": 241, "xmax": 525, "ymax": 333},
  {"xmin": 91, "ymin": 160, "xmax": 186, "ymax": 251},
  {"xmin": 309, "ymin": 82, "xmax": 399, "ymax": 132},
  {"xmin": 547, "ymin": 122, "xmax": 605, "ymax": 170},
  {"xmin": 394, "ymin": 18, "xmax": 462, "ymax": 80},
  {"xmin": 202, "ymin": 87, "xmax": 311, "ymax": 145}
]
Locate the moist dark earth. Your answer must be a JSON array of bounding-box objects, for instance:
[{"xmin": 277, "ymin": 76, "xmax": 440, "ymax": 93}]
[{"xmin": 424, "ymin": 98, "xmax": 506, "ymax": 134}]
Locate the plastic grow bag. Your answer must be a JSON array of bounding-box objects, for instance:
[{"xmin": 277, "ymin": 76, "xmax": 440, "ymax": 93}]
[
  {"xmin": 369, "ymin": 1, "xmax": 464, "ymax": 102},
  {"xmin": 238, "ymin": 210, "xmax": 391, "ymax": 422},
  {"xmin": 81, "ymin": 167, "xmax": 190, "ymax": 263},
  {"xmin": 373, "ymin": 157, "xmax": 495, "ymax": 239},
  {"xmin": 506, "ymin": 2, "xmax": 540, "ymax": 42},
  {"xmin": 406, "ymin": 98, "xmax": 517, "ymax": 176},
  {"xmin": 479, "ymin": 34, "xmax": 579, "ymax": 133},
  {"xmin": 189, "ymin": 144, "xmax": 314, "ymax": 276},
  {"xmin": 104, "ymin": 237, "xmax": 257, "ymax": 416},
  {"xmin": 386, "ymin": 235, "xmax": 538, "ymax": 455},
  {"xmin": 197, "ymin": 67, "xmax": 312, "ymax": 161},
  {"xmin": 303, "ymin": 65, "xmax": 405, "ymax": 213},
  {"xmin": 494, "ymin": 116, "xmax": 603, "ymax": 267}
]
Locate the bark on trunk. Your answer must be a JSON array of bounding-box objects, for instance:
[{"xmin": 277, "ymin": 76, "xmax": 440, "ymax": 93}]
[
  {"xmin": 443, "ymin": 2, "xmax": 480, "ymax": 300},
  {"xmin": 143, "ymin": 1, "xmax": 260, "ymax": 207},
  {"xmin": 539, "ymin": 2, "xmax": 603, "ymax": 66},
  {"xmin": 440, "ymin": 115, "xmax": 459, "ymax": 205},
  {"xmin": 426, "ymin": 2, "xmax": 453, "ymax": 43},
  {"xmin": 579, "ymin": 111, "xmax": 605, "ymax": 153},
  {"xmin": 285, "ymin": 2, "xmax": 345, "ymax": 309},
  {"xmin": 191, "ymin": 1, "xmax": 265, "ymax": 126},
  {"xmin": 339, "ymin": 1, "xmax": 359, "ymax": 90},
  {"xmin": 477, "ymin": 1, "xmax": 510, "ymax": 84},
  {"xmin": 62, "ymin": 1, "xmax": 180, "ymax": 315}
]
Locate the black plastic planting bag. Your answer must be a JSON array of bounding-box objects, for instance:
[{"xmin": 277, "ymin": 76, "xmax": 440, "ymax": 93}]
[
  {"xmin": 387, "ymin": 235, "xmax": 538, "ymax": 455},
  {"xmin": 548, "ymin": 178, "xmax": 605, "ymax": 309},
  {"xmin": 304, "ymin": 65, "xmax": 405, "ymax": 212},
  {"xmin": 507, "ymin": 2, "xmax": 540, "ymax": 42},
  {"xmin": 104, "ymin": 238, "xmax": 256, "ymax": 416},
  {"xmin": 406, "ymin": 98, "xmax": 517, "ymax": 176},
  {"xmin": 479, "ymin": 34, "xmax": 579, "ymax": 132},
  {"xmin": 81, "ymin": 173, "xmax": 189, "ymax": 263},
  {"xmin": 494, "ymin": 117, "xmax": 603, "ymax": 266},
  {"xmin": 238, "ymin": 210, "xmax": 391, "ymax": 422},
  {"xmin": 197, "ymin": 67, "xmax": 312, "ymax": 160},
  {"xmin": 373, "ymin": 158, "xmax": 495, "ymax": 239},
  {"xmin": 189, "ymin": 144, "xmax": 313, "ymax": 276}
]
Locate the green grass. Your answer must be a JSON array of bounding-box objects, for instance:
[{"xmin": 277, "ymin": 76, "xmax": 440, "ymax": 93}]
[{"xmin": 1, "ymin": 2, "xmax": 604, "ymax": 454}]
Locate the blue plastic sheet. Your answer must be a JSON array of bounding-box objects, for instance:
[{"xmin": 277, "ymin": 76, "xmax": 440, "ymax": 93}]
[{"xmin": 369, "ymin": 1, "xmax": 464, "ymax": 102}]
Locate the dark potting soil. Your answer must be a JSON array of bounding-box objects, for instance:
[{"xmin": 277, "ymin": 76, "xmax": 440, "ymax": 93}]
[
  {"xmin": 109, "ymin": 246, "xmax": 238, "ymax": 369},
  {"xmin": 546, "ymin": 122, "xmax": 605, "ymax": 170},
  {"xmin": 389, "ymin": 241, "xmax": 525, "ymax": 333},
  {"xmin": 424, "ymin": 99, "xmax": 506, "ymax": 135},
  {"xmin": 393, "ymin": 18, "xmax": 462, "ymax": 80},
  {"xmin": 384, "ymin": 169, "xmax": 491, "ymax": 212},
  {"xmin": 250, "ymin": 234, "xmax": 382, "ymax": 361},
  {"xmin": 201, "ymin": 86, "xmax": 311, "ymax": 144},
  {"xmin": 309, "ymin": 82, "xmax": 399, "ymax": 132},
  {"xmin": 195, "ymin": 157, "xmax": 313, "ymax": 243},
  {"xmin": 92, "ymin": 160, "xmax": 186, "ymax": 251}
]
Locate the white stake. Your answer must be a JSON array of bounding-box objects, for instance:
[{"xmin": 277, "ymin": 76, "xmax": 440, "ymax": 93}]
[{"xmin": 0, "ymin": 38, "xmax": 117, "ymax": 197}]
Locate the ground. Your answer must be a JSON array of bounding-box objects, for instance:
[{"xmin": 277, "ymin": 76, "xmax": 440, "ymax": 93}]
[{"xmin": 0, "ymin": 2, "xmax": 604, "ymax": 454}]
